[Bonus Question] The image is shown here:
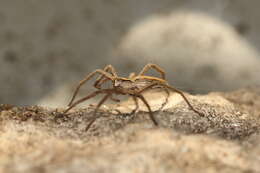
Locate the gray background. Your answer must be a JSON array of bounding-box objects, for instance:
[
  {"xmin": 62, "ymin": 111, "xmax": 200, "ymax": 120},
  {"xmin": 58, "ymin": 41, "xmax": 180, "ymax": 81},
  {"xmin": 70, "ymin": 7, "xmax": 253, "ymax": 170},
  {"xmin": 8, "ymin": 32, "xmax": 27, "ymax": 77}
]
[{"xmin": 0, "ymin": 0, "xmax": 259, "ymax": 107}]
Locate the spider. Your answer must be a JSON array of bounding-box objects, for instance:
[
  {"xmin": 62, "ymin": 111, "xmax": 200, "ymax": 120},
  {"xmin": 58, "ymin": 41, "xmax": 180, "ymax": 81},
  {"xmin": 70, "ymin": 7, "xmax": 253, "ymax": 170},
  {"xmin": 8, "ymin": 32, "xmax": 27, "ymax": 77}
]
[{"xmin": 64, "ymin": 63, "xmax": 203, "ymax": 131}]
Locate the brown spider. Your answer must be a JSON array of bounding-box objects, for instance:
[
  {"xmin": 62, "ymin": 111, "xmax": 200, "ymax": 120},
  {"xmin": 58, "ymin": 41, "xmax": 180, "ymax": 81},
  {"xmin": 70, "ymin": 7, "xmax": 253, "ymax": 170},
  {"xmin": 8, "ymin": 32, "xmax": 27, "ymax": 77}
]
[{"xmin": 64, "ymin": 63, "xmax": 203, "ymax": 131}]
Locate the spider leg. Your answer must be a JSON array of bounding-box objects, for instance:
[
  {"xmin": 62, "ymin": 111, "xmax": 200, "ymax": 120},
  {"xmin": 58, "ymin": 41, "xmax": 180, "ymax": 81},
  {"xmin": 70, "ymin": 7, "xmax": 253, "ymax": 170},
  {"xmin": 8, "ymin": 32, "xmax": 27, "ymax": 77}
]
[
  {"xmin": 158, "ymin": 87, "xmax": 170, "ymax": 111},
  {"xmin": 136, "ymin": 82, "xmax": 203, "ymax": 116},
  {"xmin": 104, "ymin": 64, "xmax": 118, "ymax": 76},
  {"xmin": 94, "ymin": 78, "xmax": 110, "ymax": 89},
  {"xmin": 65, "ymin": 89, "xmax": 113, "ymax": 113},
  {"xmin": 130, "ymin": 96, "xmax": 139, "ymax": 114},
  {"xmin": 128, "ymin": 72, "xmax": 136, "ymax": 79},
  {"xmin": 94, "ymin": 65, "xmax": 118, "ymax": 89},
  {"xmin": 138, "ymin": 63, "xmax": 165, "ymax": 79},
  {"xmin": 85, "ymin": 93, "xmax": 111, "ymax": 132},
  {"xmin": 136, "ymin": 82, "xmax": 170, "ymax": 111},
  {"xmin": 159, "ymin": 83, "xmax": 204, "ymax": 117},
  {"xmin": 68, "ymin": 69, "xmax": 114, "ymax": 106},
  {"xmin": 110, "ymin": 94, "xmax": 120, "ymax": 102},
  {"xmin": 136, "ymin": 94, "xmax": 158, "ymax": 126}
]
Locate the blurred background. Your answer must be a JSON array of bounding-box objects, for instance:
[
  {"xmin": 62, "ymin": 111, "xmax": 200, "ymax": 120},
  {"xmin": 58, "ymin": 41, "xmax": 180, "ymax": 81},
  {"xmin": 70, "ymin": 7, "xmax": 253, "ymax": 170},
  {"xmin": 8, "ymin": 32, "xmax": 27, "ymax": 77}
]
[{"xmin": 0, "ymin": 0, "xmax": 260, "ymax": 107}]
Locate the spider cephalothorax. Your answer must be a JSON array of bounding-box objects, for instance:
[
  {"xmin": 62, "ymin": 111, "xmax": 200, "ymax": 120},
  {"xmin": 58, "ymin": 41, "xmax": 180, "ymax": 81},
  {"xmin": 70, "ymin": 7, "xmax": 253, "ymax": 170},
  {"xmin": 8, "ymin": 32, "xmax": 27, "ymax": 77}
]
[{"xmin": 64, "ymin": 63, "xmax": 203, "ymax": 131}]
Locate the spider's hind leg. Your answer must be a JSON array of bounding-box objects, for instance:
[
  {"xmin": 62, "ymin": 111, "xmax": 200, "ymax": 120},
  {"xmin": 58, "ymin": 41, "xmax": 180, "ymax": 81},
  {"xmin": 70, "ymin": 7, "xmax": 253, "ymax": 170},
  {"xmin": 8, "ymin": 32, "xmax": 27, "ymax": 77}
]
[{"xmin": 160, "ymin": 83, "xmax": 204, "ymax": 117}]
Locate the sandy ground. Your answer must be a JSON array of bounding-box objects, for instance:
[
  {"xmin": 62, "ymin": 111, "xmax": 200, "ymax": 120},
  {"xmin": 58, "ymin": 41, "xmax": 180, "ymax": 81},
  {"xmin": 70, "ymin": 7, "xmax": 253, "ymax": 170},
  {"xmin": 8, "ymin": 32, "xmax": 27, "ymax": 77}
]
[{"xmin": 0, "ymin": 87, "xmax": 259, "ymax": 173}]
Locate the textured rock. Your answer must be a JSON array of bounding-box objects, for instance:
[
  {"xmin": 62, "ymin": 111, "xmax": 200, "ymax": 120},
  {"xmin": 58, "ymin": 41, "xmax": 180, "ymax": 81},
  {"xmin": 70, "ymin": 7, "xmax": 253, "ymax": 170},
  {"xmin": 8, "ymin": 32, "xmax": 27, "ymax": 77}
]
[{"xmin": 0, "ymin": 87, "xmax": 260, "ymax": 172}]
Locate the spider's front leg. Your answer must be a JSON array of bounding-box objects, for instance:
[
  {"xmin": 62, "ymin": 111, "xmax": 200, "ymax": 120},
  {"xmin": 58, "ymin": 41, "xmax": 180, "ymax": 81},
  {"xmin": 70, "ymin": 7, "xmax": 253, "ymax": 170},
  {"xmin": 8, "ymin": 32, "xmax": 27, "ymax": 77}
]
[
  {"xmin": 85, "ymin": 93, "xmax": 112, "ymax": 131},
  {"xmin": 94, "ymin": 65, "xmax": 118, "ymax": 89},
  {"xmin": 158, "ymin": 88, "xmax": 170, "ymax": 111},
  {"xmin": 130, "ymin": 96, "xmax": 139, "ymax": 114},
  {"xmin": 136, "ymin": 94, "xmax": 159, "ymax": 126},
  {"xmin": 68, "ymin": 69, "xmax": 114, "ymax": 106},
  {"xmin": 65, "ymin": 89, "xmax": 113, "ymax": 113},
  {"xmin": 138, "ymin": 63, "xmax": 166, "ymax": 79},
  {"xmin": 110, "ymin": 94, "xmax": 120, "ymax": 102}
]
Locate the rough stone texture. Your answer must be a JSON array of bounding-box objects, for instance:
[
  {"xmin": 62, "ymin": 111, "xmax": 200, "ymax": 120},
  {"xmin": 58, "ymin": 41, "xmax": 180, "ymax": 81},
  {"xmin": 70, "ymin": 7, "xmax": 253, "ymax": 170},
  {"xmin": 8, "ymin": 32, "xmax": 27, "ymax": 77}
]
[
  {"xmin": 1, "ymin": 1, "xmax": 260, "ymax": 106},
  {"xmin": 0, "ymin": 87, "xmax": 260, "ymax": 173}
]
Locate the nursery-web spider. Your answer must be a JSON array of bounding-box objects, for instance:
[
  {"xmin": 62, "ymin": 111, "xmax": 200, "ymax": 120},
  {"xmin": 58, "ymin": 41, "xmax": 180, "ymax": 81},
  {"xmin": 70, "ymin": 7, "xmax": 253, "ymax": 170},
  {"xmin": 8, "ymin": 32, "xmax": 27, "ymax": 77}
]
[{"xmin": 64, "ymin": 63, "xmax": 203, "ymax": 131}]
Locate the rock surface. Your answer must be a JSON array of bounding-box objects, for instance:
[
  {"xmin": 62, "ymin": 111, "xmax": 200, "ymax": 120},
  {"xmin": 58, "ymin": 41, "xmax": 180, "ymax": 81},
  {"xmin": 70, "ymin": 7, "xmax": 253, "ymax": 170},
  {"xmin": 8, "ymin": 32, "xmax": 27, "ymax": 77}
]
[{"xmin": 0, "ymin": 87, "xmax": 260, "ymax": 173}]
